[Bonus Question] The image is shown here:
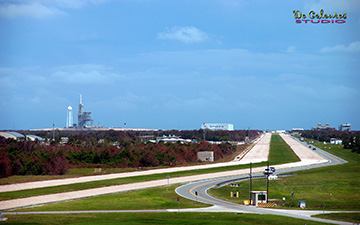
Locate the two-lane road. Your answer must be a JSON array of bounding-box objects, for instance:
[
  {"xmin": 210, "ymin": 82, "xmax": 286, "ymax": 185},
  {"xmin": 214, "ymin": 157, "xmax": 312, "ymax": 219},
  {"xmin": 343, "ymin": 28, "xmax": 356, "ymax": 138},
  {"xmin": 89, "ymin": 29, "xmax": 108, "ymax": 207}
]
[{"xmin": 176, "ymin": 137, "xmax": 350, "ymax": 225}]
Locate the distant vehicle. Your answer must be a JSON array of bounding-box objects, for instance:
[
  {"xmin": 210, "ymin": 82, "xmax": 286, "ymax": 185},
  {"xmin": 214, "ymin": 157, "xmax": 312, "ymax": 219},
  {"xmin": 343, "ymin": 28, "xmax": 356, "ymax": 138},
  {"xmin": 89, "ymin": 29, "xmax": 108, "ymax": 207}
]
[
  {"xmin": 313, "ymin": 147, "xmax": 316, "ymax": 150},
  {"xmin": 264, "ymin": 168, "xmax": 272, "ymax": 174},
  {"xmin": 270, "ymin": 167, "xmax": 276, "ymax": 173},
  {"xmin": 264, "ymin": 168, "xmax": 275, "ymax": 175}
]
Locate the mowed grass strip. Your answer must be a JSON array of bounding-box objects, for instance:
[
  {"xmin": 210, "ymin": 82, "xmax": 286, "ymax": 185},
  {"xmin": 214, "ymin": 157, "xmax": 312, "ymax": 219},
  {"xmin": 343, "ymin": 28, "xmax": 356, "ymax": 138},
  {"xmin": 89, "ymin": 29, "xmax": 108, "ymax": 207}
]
[
  {"xmin": 0, "ymin": 161, "xmax": 267, "ymax": 201},
  {"xmin": 19, "ymin": 185, "xmax": 210, "ymax": 211},
  {"xmin": 208, "ymin": 141, "xmax": 360, "ymax": 211},
  {"xmin": 313, "ymin": 212, "xmax": 360, "ymax": 224},
  {"xmin": 268, "ymin": 134, "xmax": 300, "ymax": 165},
  {"xmin": 3, "ymin": 212, "xmax": 330, "ymax": 225}
]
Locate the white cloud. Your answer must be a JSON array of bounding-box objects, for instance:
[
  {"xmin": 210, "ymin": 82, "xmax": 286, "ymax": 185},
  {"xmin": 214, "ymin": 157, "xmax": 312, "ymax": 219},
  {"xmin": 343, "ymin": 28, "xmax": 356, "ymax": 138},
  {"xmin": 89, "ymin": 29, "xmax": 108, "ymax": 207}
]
[
  {"xmin": 50, "ymin": 64, "xmax": 120, "ymax": 85},
  {"xmin": 286, "ymin": 46, "xmax": 296, "ymax": 53},
  {"xmin": 52, "ymin": 0, "xmax": 110, "ymax": 9},
  {"xmin": 0, "ymin": 0, "xmax": 111, "ymax": 19},
  {"xmin": 157, "ymin": 26, "xmax": 208, "ymax": 44},
  {"xmin": 0, "ymin": 2, "xmax": 65, "ymax": 19},
  {"xmin": 321, "ymin": 41, "xmax": 360, "ymax": 53}
]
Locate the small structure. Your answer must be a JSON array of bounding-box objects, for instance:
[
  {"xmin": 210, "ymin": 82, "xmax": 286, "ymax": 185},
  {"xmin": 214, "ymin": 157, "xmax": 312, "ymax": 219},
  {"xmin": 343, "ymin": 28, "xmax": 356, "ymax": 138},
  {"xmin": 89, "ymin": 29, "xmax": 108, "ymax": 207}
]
[
  {"xmin": 60, "ymin": 137, "xmax": 69, "ymax": 144},
  {"xmin": 250, "ymin": 191, "xmax": 267, "ymax": 206},
  {"xmin": 230, "ymin": 191, "xmax": 239, "ymax": 198},
  {"xmin": 154, "ymin": 135, "xmax": 192, "ymax": 144},
  {"xmin": 26, "ymin": 135, "xmax": 45, "ymax": 143},
  {"xmin": 330, "ymin": 138, "xmax": 342, "ymax": 145},
  {"xmin": 312, "ymin": 122, "xmax": 335, "ymax": 131},
  {"xmin": 339, "ymin": 123, "xmax": 351, "ymax": 131},
  {"xmin": 298, "ymin": 200, "xmax": 306, "ymax": 209},
  {"xmin": 268, "ymin": 174, "xmax": 278, "ymax": 180},
  {"xmin": 197, "ymin": 151, "xmax": 214, "ymax": 162}
]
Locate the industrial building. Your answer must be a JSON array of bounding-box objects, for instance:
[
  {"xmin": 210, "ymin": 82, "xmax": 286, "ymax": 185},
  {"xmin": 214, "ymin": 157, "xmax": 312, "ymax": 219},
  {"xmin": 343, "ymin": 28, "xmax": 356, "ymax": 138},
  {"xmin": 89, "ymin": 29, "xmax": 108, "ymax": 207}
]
[
  {"xmin": 312, "ymin": 122, "xmax": 335, "ymax": 131},
  {"xmin": 201, "ymin": 123, "xmax": 234, "ymax": 131},
  {"xmin": 339, "ymin": 123, "xmax": 351, "ymax": 131},
  {"xmin": 77, "ymin": 95, "xmax": 94, "ymax": 128},
  {"xmin": 0, "ymin": 131, "xmax": 25, "ymax": 141}
]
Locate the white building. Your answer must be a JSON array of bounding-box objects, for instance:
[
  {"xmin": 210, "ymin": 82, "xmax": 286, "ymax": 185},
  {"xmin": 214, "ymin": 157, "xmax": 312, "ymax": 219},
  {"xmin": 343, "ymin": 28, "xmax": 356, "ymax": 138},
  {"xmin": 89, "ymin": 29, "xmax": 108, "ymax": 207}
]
[
  {"xmin": 339, "ymin": 123, "xmax": 351, "ymax": 131},
  {"xmin": 330, "ymin": 138, "xmax": 342, "ymax": 145},
  {"xmin": 152, "ymin": 135, "xmax": 192, "ymax": 144},
  {"xmin": 26, "ymin": 135, "xmax": 45, "ymax": 142},
  {"xmin": 201, "ymin": 123, "xmax": 234, "ymax": 131},
  {"xmin": 0, "ymin": 132, "xmax": 25, "ymax": 141}
]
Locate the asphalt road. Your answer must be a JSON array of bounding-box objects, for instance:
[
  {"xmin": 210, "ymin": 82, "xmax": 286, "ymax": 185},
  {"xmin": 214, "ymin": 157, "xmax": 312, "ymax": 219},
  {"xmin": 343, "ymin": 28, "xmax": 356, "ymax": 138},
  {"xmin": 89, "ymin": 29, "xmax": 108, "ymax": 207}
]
[
  {"xmin": 175, "ymin": 137, "xmax": 350, "ymax": 225},
  {"xmin": 1, "ymin": 136, "xmax": 353, "ymax": 225}
]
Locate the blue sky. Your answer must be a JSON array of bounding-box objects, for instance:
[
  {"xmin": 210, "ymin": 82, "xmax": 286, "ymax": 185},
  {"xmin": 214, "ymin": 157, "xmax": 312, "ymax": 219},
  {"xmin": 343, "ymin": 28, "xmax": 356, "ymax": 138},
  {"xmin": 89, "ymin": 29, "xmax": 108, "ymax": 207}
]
[{"xmin": 1, "ymin": 0, "xmax": 359, "ymax": 131}]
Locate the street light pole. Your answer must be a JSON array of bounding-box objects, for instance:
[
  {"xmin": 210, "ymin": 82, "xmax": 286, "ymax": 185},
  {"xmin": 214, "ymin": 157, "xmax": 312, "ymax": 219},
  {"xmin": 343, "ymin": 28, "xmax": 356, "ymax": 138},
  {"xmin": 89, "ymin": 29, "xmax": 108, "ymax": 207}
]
[
  {"xmin": 266, "ymin": 161, "xmax": 269, "ymax": 203},
  {"xmin": 52, "ymin": 123, "xmax": 55, "ymax": 141},
  {"xmin": 249, "ymin": 162, "xmax": 252, "ymax": 205},
  {"xmin": 166, "ymin": 174, "xmax": 170, "ymax": 192}
]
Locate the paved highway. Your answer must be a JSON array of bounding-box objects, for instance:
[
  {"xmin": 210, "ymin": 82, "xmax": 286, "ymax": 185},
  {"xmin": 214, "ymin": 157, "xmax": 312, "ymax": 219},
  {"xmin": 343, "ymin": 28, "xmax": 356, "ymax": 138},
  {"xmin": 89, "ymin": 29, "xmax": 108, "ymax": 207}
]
[
  {"xmin": 175, "ymin": 137, "xmax": 350, "ymax": 225},
  {"xmin": 1, "ymin": 135, "xmax": 352, "ymax": 224}
]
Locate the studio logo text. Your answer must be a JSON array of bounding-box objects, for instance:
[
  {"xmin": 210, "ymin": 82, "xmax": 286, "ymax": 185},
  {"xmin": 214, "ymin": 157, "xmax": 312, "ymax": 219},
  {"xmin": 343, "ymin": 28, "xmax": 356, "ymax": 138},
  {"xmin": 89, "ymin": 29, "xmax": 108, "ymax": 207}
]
[{"xmin": 293, "ymin": 9, "xmax": 347, "ymax": 24}]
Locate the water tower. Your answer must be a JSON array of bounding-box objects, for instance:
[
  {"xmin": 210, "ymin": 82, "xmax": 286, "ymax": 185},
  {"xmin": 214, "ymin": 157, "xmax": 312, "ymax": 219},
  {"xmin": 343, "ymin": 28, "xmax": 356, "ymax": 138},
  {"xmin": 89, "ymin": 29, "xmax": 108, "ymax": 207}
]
[{"xmin": 66, "ymin": 106, "xmax": 73, "ymax": 128}]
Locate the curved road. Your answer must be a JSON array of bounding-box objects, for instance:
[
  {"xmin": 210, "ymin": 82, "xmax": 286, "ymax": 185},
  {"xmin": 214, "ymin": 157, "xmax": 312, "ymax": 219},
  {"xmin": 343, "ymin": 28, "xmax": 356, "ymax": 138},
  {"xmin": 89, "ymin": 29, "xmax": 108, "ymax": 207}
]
[
  {"xmin": 1, "ymin": 135, "xmax": 353, "ymax": 224},
  {"xmin": 176, "ymin": 137, "xmax": 350, "ymax": 225}
]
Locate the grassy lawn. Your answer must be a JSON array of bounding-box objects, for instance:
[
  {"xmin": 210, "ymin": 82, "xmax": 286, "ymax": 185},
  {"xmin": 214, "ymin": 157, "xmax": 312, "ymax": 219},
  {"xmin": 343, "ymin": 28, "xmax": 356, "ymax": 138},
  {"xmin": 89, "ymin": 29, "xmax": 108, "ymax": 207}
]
[
  {"xmin": 2, "ymin": 212, "xmax": 331, "ymax": 225},
  {"xmin": 208, "ymin": 139, "xmax": 360, "ymax": 211},
  {"xmin": 18, "ymin": 185, "xmax": 210, "ymax": 211},
  {"xmin": 313, "ymin": 212, "xmax": 360, "ymax": 223},
  {"xmin": 268, "ymin": 134, "xmax": 300, "ymax": 165},
  {"xmin": 0, "ymin": 161, "xmax": 270, "ymax": 201}
]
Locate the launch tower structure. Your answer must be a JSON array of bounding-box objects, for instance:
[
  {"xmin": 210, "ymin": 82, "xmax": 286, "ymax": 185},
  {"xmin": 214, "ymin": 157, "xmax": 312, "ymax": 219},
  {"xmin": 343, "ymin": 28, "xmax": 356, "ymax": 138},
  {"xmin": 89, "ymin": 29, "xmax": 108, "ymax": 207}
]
[{"xmin": 77, "ymin": 94, "xmax": 94, "ymax": 128}]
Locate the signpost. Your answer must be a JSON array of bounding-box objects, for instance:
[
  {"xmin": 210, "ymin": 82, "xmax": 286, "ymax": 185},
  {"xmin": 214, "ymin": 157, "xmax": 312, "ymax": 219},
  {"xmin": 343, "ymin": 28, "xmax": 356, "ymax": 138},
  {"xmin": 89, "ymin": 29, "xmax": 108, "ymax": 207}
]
[{"xmin": 177, "ymin": 197, "xmax": 180, "ymax": 212}]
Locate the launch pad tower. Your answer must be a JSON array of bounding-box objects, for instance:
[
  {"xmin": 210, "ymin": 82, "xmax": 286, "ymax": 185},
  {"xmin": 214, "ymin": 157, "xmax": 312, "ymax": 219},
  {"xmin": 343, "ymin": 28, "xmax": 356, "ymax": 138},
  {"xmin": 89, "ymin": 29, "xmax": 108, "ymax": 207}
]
[{"xmin": 77, "ymin": 95, "xmax": 94, "ymax": 128}]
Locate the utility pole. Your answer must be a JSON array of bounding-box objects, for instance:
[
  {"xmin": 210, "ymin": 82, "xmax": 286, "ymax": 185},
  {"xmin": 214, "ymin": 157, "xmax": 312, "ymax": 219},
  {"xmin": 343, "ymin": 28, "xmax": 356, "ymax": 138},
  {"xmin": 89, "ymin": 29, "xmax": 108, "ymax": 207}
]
[
  {"xmin": 266, "ymin": 161, "xmax": 269, "ymax": 203},
  {"xmin": 202, "ymin": 123, "xmax": 206, "ymax": 141},
  {"xmin": 52, "ymin": 123, "xmax": 55, "ymax": 141},
  {"xmin": 166, "ymin": 174, "xmax": 170, "ymax": 192},
  {"xmin": 249, "ymin": 162, "xmax": 252, "ymax": 205}
]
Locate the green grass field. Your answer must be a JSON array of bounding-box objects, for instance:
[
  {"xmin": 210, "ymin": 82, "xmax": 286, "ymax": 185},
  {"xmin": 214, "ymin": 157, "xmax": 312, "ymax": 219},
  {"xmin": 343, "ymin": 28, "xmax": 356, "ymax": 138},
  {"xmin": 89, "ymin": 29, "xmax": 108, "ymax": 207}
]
[
  {"xmin": 313, "ymin": 212, "xmax": 360, "ymax": 223},
  {"xmin": 208, "ymin": 138, "xmax": 360, "ymax": 212},
  {"xmin": 0, "ymin": 161, "xmax": 271, "ymax": 201},
  {"xmin": 3, "ymin": 134, "xmax": 359, "ymax": 224},
  {"xmin": 18, "ymin": 185, "xmax": 210, "ymax": 211},
  {"xmin": 268, "ymin": 134, "xmax": 300, "ymax": 164},
  {"xmin": 2, "ymin": 212, "xmax": 330, "ymax": 225},
  {"xmin": 1, "ymin": 135, "xmax": 299, "ymax": 202}
]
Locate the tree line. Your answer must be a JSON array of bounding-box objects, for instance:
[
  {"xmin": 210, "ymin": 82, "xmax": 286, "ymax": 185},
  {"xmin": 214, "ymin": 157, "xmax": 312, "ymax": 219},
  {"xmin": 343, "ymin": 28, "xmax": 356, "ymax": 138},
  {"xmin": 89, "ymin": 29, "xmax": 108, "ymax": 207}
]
[
  {"xmin": 299, "ymin": 130, "xmax": 360, "ymax": 153},
  {"xmin": 1, "ymin": 129, "xmax": 258, "ymax": 178}
]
